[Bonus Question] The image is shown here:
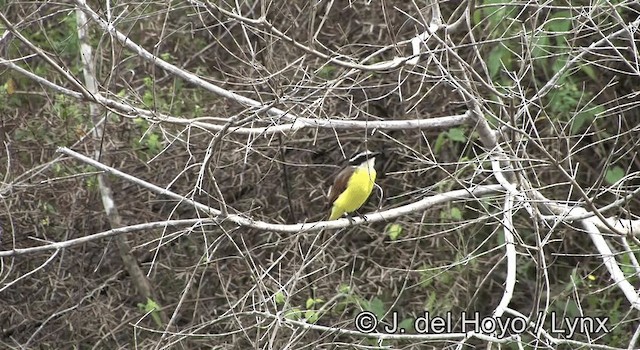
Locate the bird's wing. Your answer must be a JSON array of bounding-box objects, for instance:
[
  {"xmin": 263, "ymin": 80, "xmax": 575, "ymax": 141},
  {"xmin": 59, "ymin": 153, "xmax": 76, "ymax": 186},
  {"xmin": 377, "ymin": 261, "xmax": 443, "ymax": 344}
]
[{"xmin": 327, "ymin": 166, "xmax": 353, "ymax": 205}]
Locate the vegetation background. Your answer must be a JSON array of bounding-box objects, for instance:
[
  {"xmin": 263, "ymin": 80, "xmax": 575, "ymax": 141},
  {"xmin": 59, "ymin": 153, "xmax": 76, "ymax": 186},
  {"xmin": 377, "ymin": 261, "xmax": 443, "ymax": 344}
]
[{"xmin": 1, "ymin": 0, "xmax": 639, "ymax": 349}]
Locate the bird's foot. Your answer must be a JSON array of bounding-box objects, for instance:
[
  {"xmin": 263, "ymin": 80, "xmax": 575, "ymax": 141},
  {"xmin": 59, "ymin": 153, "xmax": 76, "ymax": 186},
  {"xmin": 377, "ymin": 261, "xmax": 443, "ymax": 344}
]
[
  {"xmin": 355, "ymin": 211, "xmax": 368, "ymax": 222},
  {"xmin": 344, "ymin": 214, "xmax": 357, "ymax": 225}
]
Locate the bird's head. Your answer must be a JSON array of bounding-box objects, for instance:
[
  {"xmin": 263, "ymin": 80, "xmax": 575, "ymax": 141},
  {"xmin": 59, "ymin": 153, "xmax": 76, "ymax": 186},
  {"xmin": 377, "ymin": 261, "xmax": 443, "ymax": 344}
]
[{"xmin": 348, "ymin": 150, "xmax": 382, "ymax": 167}]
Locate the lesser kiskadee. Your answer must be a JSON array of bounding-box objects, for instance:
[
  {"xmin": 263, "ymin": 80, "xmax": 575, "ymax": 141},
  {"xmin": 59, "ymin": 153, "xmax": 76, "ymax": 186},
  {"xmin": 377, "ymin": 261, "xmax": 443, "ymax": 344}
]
[{"xmin": 327, "ymin": 150, "xmax": 382, "ymax": 220}]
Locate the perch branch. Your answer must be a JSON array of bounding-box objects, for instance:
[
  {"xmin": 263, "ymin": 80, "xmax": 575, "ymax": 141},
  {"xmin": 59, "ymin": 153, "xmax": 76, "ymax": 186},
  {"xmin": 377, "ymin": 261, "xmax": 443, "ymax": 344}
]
[{"xmin": 58, "ymin": 147, "xmax": 504, "ymax": 233}]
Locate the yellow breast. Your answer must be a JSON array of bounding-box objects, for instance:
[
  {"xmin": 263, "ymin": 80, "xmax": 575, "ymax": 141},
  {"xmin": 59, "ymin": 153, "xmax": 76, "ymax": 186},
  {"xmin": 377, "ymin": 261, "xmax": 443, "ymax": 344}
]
[{"xmin": 329, "ymin": 165, "xmax": 377, "ymax": 220}]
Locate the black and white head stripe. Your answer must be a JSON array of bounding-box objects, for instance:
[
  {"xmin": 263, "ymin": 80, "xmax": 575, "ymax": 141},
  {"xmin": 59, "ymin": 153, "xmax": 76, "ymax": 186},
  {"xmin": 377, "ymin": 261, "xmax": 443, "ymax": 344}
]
[{"xmin": 348, "ymin": 150, "xmax": 381, "ymax": 165}]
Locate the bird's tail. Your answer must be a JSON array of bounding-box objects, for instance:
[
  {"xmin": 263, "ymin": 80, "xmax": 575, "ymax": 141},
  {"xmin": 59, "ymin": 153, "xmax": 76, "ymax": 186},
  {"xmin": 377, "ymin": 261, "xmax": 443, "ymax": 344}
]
[{"xmin": 329, "ymin": 205, "xmax": 344, "ymax": 220}]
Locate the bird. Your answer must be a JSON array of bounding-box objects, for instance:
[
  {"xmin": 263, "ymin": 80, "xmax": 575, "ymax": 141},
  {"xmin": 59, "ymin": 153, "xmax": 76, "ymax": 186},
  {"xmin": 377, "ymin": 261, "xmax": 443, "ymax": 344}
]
[{"xmin": 327, "ymin": 150, "xmax": 382, "ymax": 220}]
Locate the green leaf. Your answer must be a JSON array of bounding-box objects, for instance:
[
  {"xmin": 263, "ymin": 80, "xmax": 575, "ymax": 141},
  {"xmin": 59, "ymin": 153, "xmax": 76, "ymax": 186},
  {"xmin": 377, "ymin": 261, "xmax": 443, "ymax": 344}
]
[
  {"xmin": 620, "ymin": 253, "xmax": 635, "ymax": 279},
  {"xmin": 317, "ymin": 65, "xmax": 336, "ymax": 79},
  {"xmin": 338, "ymin": 284, "xmax": 351, "ymax": 294},
  {"xmin": 440, "ymin": 206, "xmax": 463, "ymax": 221},
  {"xmin": 138, "ymin": 298, "xmax": 163, "ymax": 327},
  {"xmin": 274, "ymin": 291, "xmax": 285, "ymax": 305},
  {"xmin": 497, "ymin": 228, "xmax": 505, "ymax": 246},
  {"xmin": 386, "ymin": 223, "xmax": 403, "ymax": 240},
  {"xmin": 305, "ymin": 310, "xmax": 320, "ymax": 323},
  {"xmin": 141, "ymin": 298, "xmax": 159, "ymax": 312},
  {"xmin": 160, "ymin": 52, "xmax": 172, "ymax": 62},
  {"xmin": 548, "ymin": 81, "xmax": 580, "ymax": 117},
  {"xmin": 367, "ymin": 297, "xmax": 385, "ymax": 319},
  {"xmin": 531, "ymin": 33, "xmax": 550, "ymax": 60},
  {"xmin": 472, "ymin": 0, "xmax": 507, "ymax": 26},
  {"xmin": 306, "ymin": 297, "xmax": 323, "ymax": 309},
  {"xmin": 487, "ymin": 44, "xmax": 511, "ymax": 78},
  {"xmin": 285, "ymin": 308, "xmax": 303, "ymax": 320},
  {"xmin": 447, "ymin": 128, "xmax": 467, "ymax": 142},
  {"xmin": 133, "ymin": 117, "xmax": 148, "ymax": 128},
  {"xmin": 424, "ymin": 292, "xmax": 437, "ymax": 310},
  {"xmin": 146, "ymin": 133, "xmax": 161, "ymax": 153},
  {"xmin": 564, "ymin": 299, "xmax": 580, "ymax": 318},
  {"xmin": 419, "ymin": 267, "xmax": 435, "ymax": 288},
  {"xmin": 547, "ymin": 11, "xmax": 572, "ymax": 62},
  {"xmin": 480, "ymin": 0, "xmax": 510, "ymax": 28},
  {"xmin": 439, "ymin": 270, "xmax": 453, "ymax": 285},
  {"xmin": 552, "ymin": 54, "xmax": 569, "ymax": 76},
  {"xmin": 143, "ymin": 90, "xmax": 154, "ymax": 106},
  {"xmin": 580, "ymin": 64, "xmax": 598, "ymax": 81},
  {"xmin": 570, "ymin": 114, "xmax": 589, "ymax": 133},
  {"xmin": 570, "ymin": 105, "xmax": 602, "ymax": 134},
  {"xmin": 605, "ymin": 166, "xmax": 625, "ymax": 185},
  {"xmin": 4, "ymin": 77, "xmax": 16, "ymax": 95},
  {"xmin": 472, "ymin": 7, "xmax": 482, "ymax": 27},
  {"xmin": 399, "ymin": 318, "xmax": 415, "ymax": 333},
  {"xmin": 450, "ymin": 207, "xmax": 463, "ymax": 220},
  {"xmin": 483, "ymin": 110, "xmax": 501, "ymax": 128},
  {"xmin": 434, "ymin": 132, "xmax": 447, "ymax": 154},
  {"xmin": 143, "ymin": 76, "xmax": 153, "ymax": 88},
  {"xmin": 548, "ymin": 11, "xmax": 572, "ymax": 31}
]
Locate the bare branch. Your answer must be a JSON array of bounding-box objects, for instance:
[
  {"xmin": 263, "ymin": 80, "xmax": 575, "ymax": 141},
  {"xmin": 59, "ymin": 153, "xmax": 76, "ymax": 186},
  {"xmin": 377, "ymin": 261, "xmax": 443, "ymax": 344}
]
[
  {"xmin": 0, "ymin": 219, "xmax": 204, "ymax": 257},
  {"xmin": 57, "ymin": 147, "xmax": 504, "ymax": 232}
]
